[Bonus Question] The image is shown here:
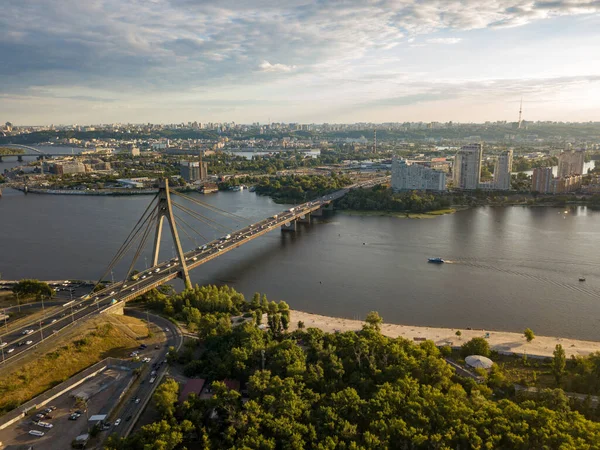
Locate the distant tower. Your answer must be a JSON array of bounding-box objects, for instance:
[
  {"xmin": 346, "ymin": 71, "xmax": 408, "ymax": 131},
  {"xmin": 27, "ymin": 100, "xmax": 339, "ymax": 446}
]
[
  {"xmin": 373, "ymin": 130, "xmax": 377, "ymax": 153},
  {"xmin": 517, "ymin": 98, "xmax": 523, "ymax": 129}
]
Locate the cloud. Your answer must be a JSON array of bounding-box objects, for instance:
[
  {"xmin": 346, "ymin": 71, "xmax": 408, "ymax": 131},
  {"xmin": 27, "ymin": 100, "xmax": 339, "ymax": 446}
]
[
  {"xmin": 1, "ymin": 0, "xmax": 600, "ymax": 122},
  {"xmin": 426, "ymin": 38, "xmax": 463, "ymax": 44},
  {"xmin": 258, "ymin": 61, "xmax": 297, "ymax": 73}
]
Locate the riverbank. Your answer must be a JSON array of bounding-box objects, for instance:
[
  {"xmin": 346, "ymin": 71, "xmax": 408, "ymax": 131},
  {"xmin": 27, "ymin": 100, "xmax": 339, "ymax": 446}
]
[
  {"xmin": 338, "ymin": 208, "xmax": 457, "ymax": 219},
  {"xmin": 290, "ymin": 310, "xmax": 600, "ymax": 358}
]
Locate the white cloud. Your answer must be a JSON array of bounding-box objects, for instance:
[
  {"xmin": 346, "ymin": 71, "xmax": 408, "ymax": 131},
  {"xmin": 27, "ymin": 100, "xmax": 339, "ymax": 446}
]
[
  {"xmin": 426, "ymin": 38, "xmax": 463, "ymax": 44},
  {"xmin": 258, "ymin": 61, "xmax": 297, "ymax": 73}
]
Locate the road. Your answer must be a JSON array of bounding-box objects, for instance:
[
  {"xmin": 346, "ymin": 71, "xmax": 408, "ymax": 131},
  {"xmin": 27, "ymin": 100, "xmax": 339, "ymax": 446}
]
[
  {"xmin": 0, "ymin": 177, "xmax": 387, "ymax": 366},
  {"xmin": 107, "ymin": 309, "xmax": 182, "ymax": 439}
]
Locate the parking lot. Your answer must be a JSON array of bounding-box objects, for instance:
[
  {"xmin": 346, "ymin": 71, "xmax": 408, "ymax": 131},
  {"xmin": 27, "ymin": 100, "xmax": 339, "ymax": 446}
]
[{"xmin": 0, "ymin": 365, "xmax": 133, "ymax": 449}]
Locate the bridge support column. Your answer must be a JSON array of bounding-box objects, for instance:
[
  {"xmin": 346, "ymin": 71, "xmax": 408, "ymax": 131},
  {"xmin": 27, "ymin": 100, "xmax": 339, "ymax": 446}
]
[
  {"xmin": 323, "ymin": 202, "xmax": 334, "ymax": 211},
  {"xmin": 151, "ymin": 179, "xmax": 192, "ymax": 289},
  {"xmin": 281, "ymin": 220, "xmax": 297, "ymax": 232},
  {"xmin": 297, "ymin": 213, "xmax": 310, "ymax": 224},
  {"xmin": 17, "ymin": 155, "xmax": 23, "ymax": 162},
  {"xmin": 0, "ymin": 156, "xmax": 3, "ymax": 162}
]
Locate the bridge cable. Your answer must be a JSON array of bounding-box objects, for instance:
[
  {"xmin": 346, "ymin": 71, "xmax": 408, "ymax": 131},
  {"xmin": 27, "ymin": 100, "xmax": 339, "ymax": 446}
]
[
  {"xmin": 170, "ymin": 190, "xmax": 247, "ymax": 224},
  {"xmin": 96, "ymin": 208, "xmax": 157, "ymax": 291},
  {"xmin": 122, "ymin": 209, "xmax": 159, "ymax": 286},
  {"xmin": 173, "ymin": 212, "xmax": 199, "ymax": 248},
  {"xmin": 171, "ymin": 201, "xmax": 233, "ymax": 234},
  {"xmin": 172, "ymin": 211, "xmax": 210, "ymax": 243},
  {"xmin": 93, "ymin": 195, "xmax": 158, "ymax": 288}
]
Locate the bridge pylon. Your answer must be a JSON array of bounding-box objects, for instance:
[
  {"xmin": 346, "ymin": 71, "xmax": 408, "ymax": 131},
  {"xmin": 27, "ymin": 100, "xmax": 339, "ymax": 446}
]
[{"xmin": 152, "ymin": 179, "xmax": 192, "ymax": 289}]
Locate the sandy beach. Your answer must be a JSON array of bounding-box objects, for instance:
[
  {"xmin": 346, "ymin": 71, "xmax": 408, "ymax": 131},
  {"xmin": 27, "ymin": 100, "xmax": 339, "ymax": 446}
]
[{"xmin": 290, "ymin": 310, "xmax": 600, "ymax": 358}]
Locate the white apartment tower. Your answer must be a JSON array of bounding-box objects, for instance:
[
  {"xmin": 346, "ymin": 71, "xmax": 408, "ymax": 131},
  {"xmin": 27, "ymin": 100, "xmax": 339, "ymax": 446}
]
[
  {"xmin": 493, "ymin": 149, "xmax": 513, "ymax": 190},
  {"xmin": 392, "ymin": 159, "xmax": 447, "ymax": 192},
  {"xmin": 453, "ymin": 144, "xmax": 483, "ymax": 190}
]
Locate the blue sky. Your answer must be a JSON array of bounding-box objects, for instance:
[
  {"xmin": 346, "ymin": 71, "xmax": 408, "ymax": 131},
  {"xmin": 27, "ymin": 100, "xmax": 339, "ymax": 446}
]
[{"xmin": 1, "ymin": 0, "xmax": 599, "ymax": 125}]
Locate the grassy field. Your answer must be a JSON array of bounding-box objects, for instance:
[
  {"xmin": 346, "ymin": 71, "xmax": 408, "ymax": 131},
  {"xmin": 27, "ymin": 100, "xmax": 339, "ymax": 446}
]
[
  {"xmin": 339, "ymin": 208, "xmax": 457, "ymax": 219},
  {"xmin": 0, "ymin": 315, "xmax": 149, "ymax": 414}
]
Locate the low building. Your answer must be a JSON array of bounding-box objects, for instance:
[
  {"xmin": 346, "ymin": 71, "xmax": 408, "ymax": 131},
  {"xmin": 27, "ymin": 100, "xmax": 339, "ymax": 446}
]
[
  {"xmin": 178, "ymin": 379, "xmax": 206, "ymax": 403},
  {"xmin": 392, "ymin": 158, "xmax": 446, "ymax": 192},
  {"xmin": 50, "ymin": 161, "xmax": 86, "ymax": 175},
  {"xmin": 552, "ymin": 174, "xmax": 582, "ymax": 194}
]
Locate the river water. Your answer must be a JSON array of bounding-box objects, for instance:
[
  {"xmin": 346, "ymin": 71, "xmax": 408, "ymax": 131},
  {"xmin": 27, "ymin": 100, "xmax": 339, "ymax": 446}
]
[{"xmin": 1, "ymin": 185, "xmax": 600, "ymax": 340}]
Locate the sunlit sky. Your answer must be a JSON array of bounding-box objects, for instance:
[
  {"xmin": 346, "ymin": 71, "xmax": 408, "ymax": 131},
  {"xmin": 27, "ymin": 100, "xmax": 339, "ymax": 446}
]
[{"xmin": 2, "ymin": 1, "xmax": 600, "ymax": 125}]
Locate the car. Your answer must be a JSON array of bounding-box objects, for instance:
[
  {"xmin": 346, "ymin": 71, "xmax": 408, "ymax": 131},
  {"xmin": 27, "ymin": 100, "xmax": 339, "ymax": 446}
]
[
  {"xmin": 48, "ymin": 405, "xmax": 57, "ymax": 411},
  {"xmin": 37, "ymin": 421, "xmax": 53, "ymax": 428},
  {"xmin": 142, "ymin": 275, "xmax": 147, "ymax": 279},
  {"xmin": 18, "ymin": 341, "xmax": 26, "ymax": 346},
  {"xmin": 155, "ymin": 268, "xmax": 160, "ymax": 272},
  {"xmin": 154, "ymin": 345, "xmax": 159, "ymax": 350},
  {"xmin": 164, "ymin": 327, "xmax": 169, "ymax": 332},
  {"xmin": 68, "ymin": 414, "xmax": 79, "ymax": 420},
  {"xmin": 131, "ymin": 288, "xmax": 135, "ymax": 291},
  {"xmin": 7, "ymin": 347, "xmax": 14, "ymax": 353},
  {"xmin": 35, "ymin": 413, "xmax": 46, "ymax": 419},
  {"xmin": 29, "ymin": 430, "xmax": 45, "ymax": 437},
  {"xmin": 114, "ymin": 418, "xmax": 122, "ymax": 426},
  {"xmin": 126, "ymin": 415, "xmax": 132, "ymax": 422},
  {"xmin": 0, "ymin": 342, "xmax": 7, "ymax": 348},
  {"xmin": 134, "ymin": 398, "xmax": 140, "ymax": 404},
  {"xmin": 51, "ymin": 319, "xmax": 57, "ymax": 324},
  {"xmin": 150, "ymin": 370, "xmax": 157, "ymax": 376},
  {"xmin": 139, "ymin": 344, "xmax": 147, "ymax": 349},
  {"xmin": 123, "ymin": 284, "xmax": 128, "ymax": 288},
  {"xmin": 25, "ymin": 340, "xmax": 33, "ymax": 345},
  {"xmin": 110, "ymin": 291, "xmax": 116, "ymax": 295},
  {"xmin": 102, "ymin": 422, "xmax": 112, "ymax": 430},
  {"xmin": 43, "ymin": 408, "xmax": 52, "ymax": 414}
]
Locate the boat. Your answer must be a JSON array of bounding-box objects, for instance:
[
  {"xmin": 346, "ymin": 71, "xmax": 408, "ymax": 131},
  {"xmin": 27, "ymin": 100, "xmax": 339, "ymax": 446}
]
[
  {"xmin": 579, "ymin": 277, "xmax": 586, "ymax": 282},
  {"xmin": 428, "ymin": 257, "xmax": 445, "ymax": 264}
]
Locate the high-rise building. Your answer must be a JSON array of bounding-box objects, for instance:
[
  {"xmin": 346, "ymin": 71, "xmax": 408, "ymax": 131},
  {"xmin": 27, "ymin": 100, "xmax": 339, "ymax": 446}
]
[
  {"xmin": 180, "ymin": 161, "xmax": 200, "ymax": 181},
  {"xmin": 552, "ymin": 175, "xmax": 582, "ymax": 193},
  {"xmin": 493, "ymin": 149, "xmax": 513, "ymax": 190},
  {"xmin": 557, "ymin": 150, "xmax": 585, "ymax": 178},
  {"xmin": 453, "ymin": 144, "xmax": 483, "ymax": 190},
  {"xmin": 531, "ymin": 167, "xmax": 553, "ymax": 193},
  {"xmin": 392, "ymin": 159, "xmax": 446, "ymax": 192}
]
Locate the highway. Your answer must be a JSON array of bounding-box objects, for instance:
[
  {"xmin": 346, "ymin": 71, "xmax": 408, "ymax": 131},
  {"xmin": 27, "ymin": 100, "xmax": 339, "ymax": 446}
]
[
  {"xmin": 108, "ymin": 309, "xmax": 182, "ymax": 439},
  {"xmin": 0, "ymin": 177, "xmax": 387, "ymax": 367}
]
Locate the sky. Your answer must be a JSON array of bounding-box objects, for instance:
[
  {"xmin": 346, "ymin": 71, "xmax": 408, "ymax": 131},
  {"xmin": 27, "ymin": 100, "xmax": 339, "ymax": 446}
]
[{"xmin": 1, "ymin": 0, "xmax": 600, "ymax": 125}]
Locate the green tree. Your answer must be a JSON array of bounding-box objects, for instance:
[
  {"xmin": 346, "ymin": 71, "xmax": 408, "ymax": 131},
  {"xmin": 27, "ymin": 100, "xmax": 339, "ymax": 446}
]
[
  {"xmin": 524, "ymin": 328, "xmax": 535, "ymax": 343},
  {"xmin": 12, "ymin": 279, "xmax": 54, "ymax": 300},
  {"xmin": 552, "ymin": 344, "xmax": 566, "ymax": 386},
  {"xmin": 461, "ymin": 337, "xmax": 491, "ymax": 358},
  {"xmin": 297, "ymin": 321, "xmax": 305, "ymax": 330},
  {"xmin": 455, "ymin": 330, "xmax": 462, "ymax": 340},
  {"xmin": 364, "ymin": 311, "xmax": 383, "ymax": 331},
  {"xmin": 153, "ymin": 378, "xmax": 179, "ymax": 418}
]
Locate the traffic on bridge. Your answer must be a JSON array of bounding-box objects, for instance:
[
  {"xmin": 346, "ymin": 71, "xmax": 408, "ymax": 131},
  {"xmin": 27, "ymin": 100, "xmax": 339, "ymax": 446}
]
[{"xmin": 0, "ymin": 176, "xmax": 388, "ymax": 366}]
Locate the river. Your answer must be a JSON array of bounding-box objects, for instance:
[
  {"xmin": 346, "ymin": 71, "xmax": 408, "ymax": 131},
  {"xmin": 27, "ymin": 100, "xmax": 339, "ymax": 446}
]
[{"xmin": 1, "ymin": 186, "xmax": 600, "ymax": 341}]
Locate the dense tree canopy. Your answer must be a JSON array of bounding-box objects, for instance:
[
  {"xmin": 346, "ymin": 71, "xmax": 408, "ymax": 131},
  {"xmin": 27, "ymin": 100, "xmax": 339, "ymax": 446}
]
[
  {"xmin": 12, "ymin": 279, "xmax": 54, "ymax": 300},
  {"xmin": 108, "ymin": 310, "xmax": 600, "ymax": 449}
]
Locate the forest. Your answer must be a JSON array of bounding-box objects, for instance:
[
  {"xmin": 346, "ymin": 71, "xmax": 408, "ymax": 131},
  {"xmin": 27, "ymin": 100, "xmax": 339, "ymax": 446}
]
[
  {"xmin": 105, "ymin": 286, "xmax": 600, "ymax": 450},
  {"xmin": 254, "ymin": 174, "xmax": 353, "ymax": 202}
]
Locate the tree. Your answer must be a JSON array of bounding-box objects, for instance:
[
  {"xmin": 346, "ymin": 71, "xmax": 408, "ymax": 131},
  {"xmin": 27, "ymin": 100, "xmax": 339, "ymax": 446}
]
[
  {"xmin": 455, "ymin": 330, "xmax": 462, "ymax": 340},
  {"xmin": 153, "ymin": 378, "xmax": 179, "ymax": 418},
  {"xmin": 552, "ymin": 344, "xmax": 566, "ymax": 386},
  {"xmin": 12, "ymin": 279, "xmax": 54, "ymax": 300},
  {"xmin": 461, "ymin": 337, "xmax": 491, "ymax": 358},
  {"xmin": 524, "ymin": 328, "xmax": 535, "ymax": 343},
  {"xmin": 297, "ymin": 321, "xmax": 305, "ymax": 330},
  {"xmin": 364, "ymin": 311, "xmax": 383, "ymax": 331}
]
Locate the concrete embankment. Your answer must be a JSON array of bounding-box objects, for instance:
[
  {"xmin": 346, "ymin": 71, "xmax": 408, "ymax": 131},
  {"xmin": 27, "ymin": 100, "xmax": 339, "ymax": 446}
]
[
  {"xmin": 16, "ymin": 187, "xmax": 158, "ymax": 196},
  {"xmin": 290, "ymin": 310, "xmax": 600, "ymax": 359}
]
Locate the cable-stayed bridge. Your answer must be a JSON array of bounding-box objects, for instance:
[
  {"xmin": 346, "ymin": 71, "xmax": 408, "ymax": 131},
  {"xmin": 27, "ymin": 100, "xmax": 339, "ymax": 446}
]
[{"xmin": 0, "ymin": 176, "xmax": 387, "ymax": 365}]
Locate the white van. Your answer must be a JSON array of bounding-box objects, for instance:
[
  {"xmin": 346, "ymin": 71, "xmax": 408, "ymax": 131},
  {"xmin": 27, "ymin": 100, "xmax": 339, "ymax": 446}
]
[{"xmin": 29, "ymin": 430, "xmax": 45, "ymax": 436}]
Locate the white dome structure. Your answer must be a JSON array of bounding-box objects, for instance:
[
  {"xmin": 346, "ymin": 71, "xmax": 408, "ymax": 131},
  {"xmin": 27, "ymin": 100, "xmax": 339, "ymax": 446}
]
[{"xmin": 465, "ymin": 355, "xmax": 494, "ymax": 370}]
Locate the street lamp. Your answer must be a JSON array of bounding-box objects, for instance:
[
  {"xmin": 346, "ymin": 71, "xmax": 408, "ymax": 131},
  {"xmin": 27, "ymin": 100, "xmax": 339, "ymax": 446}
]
[{"xmin": 16, "ymin": 293, "xmax": 20, "ymax": 313}]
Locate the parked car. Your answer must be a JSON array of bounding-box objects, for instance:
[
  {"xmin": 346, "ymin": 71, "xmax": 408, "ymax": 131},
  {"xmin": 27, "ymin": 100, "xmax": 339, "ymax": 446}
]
[{"xmin": 114, "ymin": 418, "xmax": 122, "ymax": 426}]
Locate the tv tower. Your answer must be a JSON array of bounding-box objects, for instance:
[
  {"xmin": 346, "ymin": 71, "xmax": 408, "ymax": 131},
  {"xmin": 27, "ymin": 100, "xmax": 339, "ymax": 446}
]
[
  {"xmin": 373, "ymin": 130, "xmax": 377, "ymax": 153},
  {"xmin": 517, "ymin": 98, "xmax": 523, "ymax": 129}
]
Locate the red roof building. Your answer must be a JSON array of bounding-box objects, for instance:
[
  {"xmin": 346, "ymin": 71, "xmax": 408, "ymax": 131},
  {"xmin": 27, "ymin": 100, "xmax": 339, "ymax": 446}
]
[{"xmin": 178, "ymin": 379, "xmax": 206, "ymax": 403}]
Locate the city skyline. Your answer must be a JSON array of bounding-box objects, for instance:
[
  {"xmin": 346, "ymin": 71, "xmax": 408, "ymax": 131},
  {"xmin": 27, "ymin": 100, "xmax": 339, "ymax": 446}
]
[{"xmin": 2, "ymin": 1, "xmax": 600, "ymax": 124}]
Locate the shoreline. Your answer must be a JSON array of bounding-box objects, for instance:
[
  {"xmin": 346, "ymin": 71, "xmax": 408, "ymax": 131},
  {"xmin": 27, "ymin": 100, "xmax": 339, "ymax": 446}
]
[{"xmin": 290, "ymin": 310, "xmax": 600, "ymax": 358}]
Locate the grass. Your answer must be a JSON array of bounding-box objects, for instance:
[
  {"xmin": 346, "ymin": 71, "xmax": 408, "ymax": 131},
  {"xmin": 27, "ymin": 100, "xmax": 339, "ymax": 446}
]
[
  {"xmin": 339, "ymin": 208, "xmax": 457, "ymax": 219},
  {"xmin": 0, "ymin": 316, "xmax": 148, "ymax": 414}
]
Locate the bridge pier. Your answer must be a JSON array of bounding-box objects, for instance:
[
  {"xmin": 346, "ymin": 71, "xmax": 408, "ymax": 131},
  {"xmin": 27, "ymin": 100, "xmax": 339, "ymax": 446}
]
[
  {"xmin": 0, "ymin": 156, "xmax": 2, "ymax": 162},
  {"xmin": 17, "ymin": 155, "xmax": 23, "ymax": 162},
  {"xmin": 297, "ymin": 213, "xmax": 311, "ymax": 224},
  {"xmin": 281, "ymin": 220, "xmax": 297, "ymax": 232}
]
